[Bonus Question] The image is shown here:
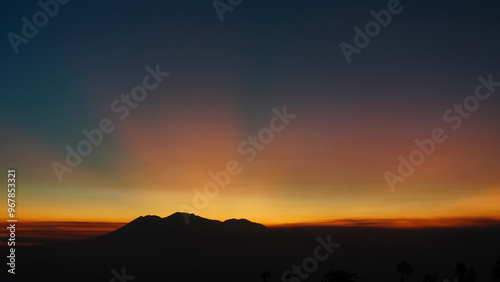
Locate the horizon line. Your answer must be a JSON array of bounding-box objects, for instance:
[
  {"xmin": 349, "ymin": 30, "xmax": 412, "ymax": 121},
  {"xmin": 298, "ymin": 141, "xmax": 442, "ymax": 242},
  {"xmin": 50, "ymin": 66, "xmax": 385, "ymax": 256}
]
[{"xmin": 5, "ymin": 215, "xmax": 500, "ymax": 228}]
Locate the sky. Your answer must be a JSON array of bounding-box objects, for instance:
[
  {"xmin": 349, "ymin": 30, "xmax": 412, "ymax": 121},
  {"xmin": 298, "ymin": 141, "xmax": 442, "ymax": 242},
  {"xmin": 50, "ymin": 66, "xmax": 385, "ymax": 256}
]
[{"xmin": 1, "ymin": 0, "xmax": 500, "ymax": 227}]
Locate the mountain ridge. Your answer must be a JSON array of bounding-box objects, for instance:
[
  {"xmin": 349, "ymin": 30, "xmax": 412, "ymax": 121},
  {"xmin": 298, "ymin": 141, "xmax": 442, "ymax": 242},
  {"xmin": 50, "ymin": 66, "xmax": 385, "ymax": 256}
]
[{"xmin": 13, "ymin": 212, "xmax": 318, "ymax": 282}]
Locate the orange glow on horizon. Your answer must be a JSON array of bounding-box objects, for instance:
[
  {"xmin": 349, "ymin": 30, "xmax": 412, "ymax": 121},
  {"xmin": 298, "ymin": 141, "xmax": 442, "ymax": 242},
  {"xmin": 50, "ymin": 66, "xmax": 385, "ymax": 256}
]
[{"xmin": 3, "ymin": 216, "xmax": 500, "ymax": 246}]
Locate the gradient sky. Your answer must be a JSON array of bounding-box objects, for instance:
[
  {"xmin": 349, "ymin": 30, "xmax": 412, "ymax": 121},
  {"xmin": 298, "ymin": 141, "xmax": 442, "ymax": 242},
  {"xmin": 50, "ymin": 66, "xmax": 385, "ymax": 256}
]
[{"xmin": 1, "ymin": 0, "xmax": 500, "ymax": 226}]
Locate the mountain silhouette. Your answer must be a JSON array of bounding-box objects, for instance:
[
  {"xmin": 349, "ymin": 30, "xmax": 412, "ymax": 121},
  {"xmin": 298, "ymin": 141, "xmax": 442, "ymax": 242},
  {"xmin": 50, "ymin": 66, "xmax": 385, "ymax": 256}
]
[
  {"xmin": 3, "ymin": 214, "xmax": 500, "ymax": 282},
  {"xmin": 10, "ymin": 213, "xmax": 319, "ymax": 282}
]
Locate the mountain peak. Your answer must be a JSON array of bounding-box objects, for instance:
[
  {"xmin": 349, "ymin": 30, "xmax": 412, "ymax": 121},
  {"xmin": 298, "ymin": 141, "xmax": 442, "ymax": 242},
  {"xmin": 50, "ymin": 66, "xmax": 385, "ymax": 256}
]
[
  {"xmin": 131, "ymin": 215, "xmax": 163, "ymax": 223},
  {"xmin": 109, "ymin": 213, "xmax": 267, "ymax": 239},
  {"xmin": 164, "ymin": 212, "xmax": 195, "ymax": 220},
  {"xmin": 163, "ymin": 212, "xmax": 208, "ymax": 225}
]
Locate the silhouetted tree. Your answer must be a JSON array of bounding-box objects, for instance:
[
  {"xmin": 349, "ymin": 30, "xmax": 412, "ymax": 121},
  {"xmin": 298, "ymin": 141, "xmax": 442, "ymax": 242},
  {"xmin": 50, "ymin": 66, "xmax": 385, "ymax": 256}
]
[
  {"xmin": 323, "ymin": 269, "xmax": 358, "ymax": 282},
  {"xmin": 465, "ymin": 268, "xmax": 476, "ymax": 282},
  {"xmin": 260, "ymin": 270, "xmax": 271, "ymax": 282},
  {"xmin": 455, "ymin": 263, "xmax": 467, "ymax": 282},
  {"xmin": 493, "ymin": 255, "xmax": 500, "ymax": 282},
  {"xmin": 423, "ymin": 273, "xmax": 438, "ymax": 282},
  {"xmin": 397, "ymin": 261, "xmax": 413, "ymax": 282}
]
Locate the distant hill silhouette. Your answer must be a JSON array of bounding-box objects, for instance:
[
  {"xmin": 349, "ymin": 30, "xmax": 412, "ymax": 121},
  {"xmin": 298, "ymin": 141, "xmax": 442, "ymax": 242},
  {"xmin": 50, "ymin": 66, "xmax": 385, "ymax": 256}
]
[
  {"xmin": 8, "ymin": 213, "xmax": 319, "ymax": 282},
  {"xmin": 2, "ymin": 213, "xmax": 499, "ymax": 282}
]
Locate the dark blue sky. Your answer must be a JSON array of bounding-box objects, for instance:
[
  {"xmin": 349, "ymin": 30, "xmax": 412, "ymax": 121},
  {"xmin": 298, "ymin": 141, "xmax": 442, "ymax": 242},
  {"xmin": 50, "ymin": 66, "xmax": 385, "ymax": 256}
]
[{"xmin": 2, "ymin": 1, "xmax": 499, "ymax": 142}]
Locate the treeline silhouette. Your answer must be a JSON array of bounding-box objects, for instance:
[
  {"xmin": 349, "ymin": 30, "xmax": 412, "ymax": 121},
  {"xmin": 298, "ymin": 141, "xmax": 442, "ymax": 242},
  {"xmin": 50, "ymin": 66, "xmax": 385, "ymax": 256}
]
[{"xmin": 276, "ymin": 254, "xmax": 500, "ymax": 282}]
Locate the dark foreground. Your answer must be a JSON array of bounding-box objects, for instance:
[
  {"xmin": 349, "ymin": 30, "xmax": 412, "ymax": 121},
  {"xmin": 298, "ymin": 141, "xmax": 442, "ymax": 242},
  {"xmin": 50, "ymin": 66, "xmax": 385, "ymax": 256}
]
[{"xmin": 2, "ymin": 213, "xmax": 500, "ymax": 282}]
